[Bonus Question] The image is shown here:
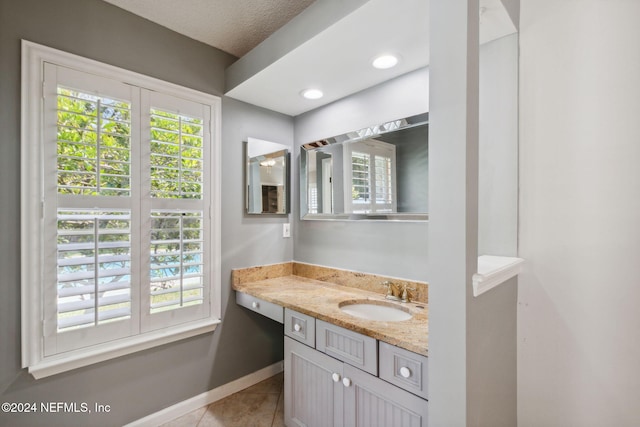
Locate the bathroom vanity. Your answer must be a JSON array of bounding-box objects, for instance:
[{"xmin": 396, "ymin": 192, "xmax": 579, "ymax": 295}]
[{"xmin": 232, "ymin": 262, "xmax": 429, "ymax": 427}]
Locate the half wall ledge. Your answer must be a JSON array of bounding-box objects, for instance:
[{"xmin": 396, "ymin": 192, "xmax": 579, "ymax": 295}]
[{"xmin": 472, "ymin": 255, "xmax": 524, "ymax": 297}]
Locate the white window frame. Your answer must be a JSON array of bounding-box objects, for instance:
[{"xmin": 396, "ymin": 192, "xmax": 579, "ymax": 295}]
[{"xmin": 21, "ymin": 40, "xmax": 222, "ymax": 379}]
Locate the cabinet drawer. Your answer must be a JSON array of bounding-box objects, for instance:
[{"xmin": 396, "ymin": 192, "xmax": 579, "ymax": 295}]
[
  {"xmin": 284, "ymin": 308, "xmax": 315, "ymax": 347},
  {"xmin": 236, "ymin": 292, "xmax": 284, "ymax": 324},
  {"xmin": 316, "ymin": 319, "xmax": 377, "ymax": 375},
  {"xmin": 379, "ymin": 341, "xmax": 428, "ymax": 399}
]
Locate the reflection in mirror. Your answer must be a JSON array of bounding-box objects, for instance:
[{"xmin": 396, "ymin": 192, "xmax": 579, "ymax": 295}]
[
  {"xmin": 300, "ymin": 113, "xmax": 428, "ymax": 221},
  {"xmin": 245, "ymin": 138, "xmax": 290, "ymax": 214}
]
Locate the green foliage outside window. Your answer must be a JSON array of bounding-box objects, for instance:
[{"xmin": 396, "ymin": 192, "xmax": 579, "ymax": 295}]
[
  {"xmin": 57, "ymin": 87, "xmax": 131, "ymax": 197},
  {"xmin": 150, "ymin": 109, "xmax": 203, "ymax": 199}
]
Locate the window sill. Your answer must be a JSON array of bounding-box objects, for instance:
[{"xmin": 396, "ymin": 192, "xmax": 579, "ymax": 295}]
[{"xmin": 27, "ymin": 318, "xmax": 220, "ymax": 379}]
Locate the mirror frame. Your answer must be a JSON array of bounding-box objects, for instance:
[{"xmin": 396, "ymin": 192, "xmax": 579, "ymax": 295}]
[
  {"xmin": 244, "ymin": 139, "xmax": 291, "ymax": 215},
  {"xmin": 300, "ymin": 113, "xmax": 429, "ymax": 222}
]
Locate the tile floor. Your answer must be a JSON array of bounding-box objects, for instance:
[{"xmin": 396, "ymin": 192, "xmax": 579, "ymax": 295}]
[{"xmin": 159, "ymin": 373, "xmax": 284, "ymax": 427}]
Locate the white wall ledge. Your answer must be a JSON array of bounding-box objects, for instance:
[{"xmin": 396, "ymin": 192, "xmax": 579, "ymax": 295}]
[{"xmin": 472, "ymin": 255, "xmax": 524, "ymax": 297}]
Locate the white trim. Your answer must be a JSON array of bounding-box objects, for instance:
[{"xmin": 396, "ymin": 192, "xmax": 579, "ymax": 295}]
[
  {"xmin": 29, "ymin": 319, "xmax": 220, "ymax": 379},
  {"xmin": 124, "ymin": 361, "xmax": 284, "ymax": 427},
  {"xmin": 472, "ymin": 255, "xmax": 524, "ymax": 297},
  {"xmin": 210, "ymin": 88, "xmax": 222, "ymax": 323},
  {"xmin": 21, "ymin": 40, "xmax": 48, "ymax": 369}
]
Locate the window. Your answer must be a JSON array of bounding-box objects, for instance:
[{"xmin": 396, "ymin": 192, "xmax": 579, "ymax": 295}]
[
  {"xmin": 344, "ymin": 139, "xmax": 397, "ymax": 213},
  {"xmin": 21, "ymin": 41, "xmax": 221, "ymax": 378}
]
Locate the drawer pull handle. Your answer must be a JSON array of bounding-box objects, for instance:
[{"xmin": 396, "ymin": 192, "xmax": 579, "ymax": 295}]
[
  {"xmin": 342, "ymin": 377, "xmax": 352, "ymax": 387},
  {"xmin": 251, "ymin": 301, "xmax": 259, "ymax": 309},
  {"xmin": 332, "ymin": 373, "xmax": 341, "ymax": 383},
  {"xmin": 400, "ymin": 367, "xmax": 412, "ymax": 378},
  {"xmin": 293, "ymin": 323, "xmax": 302, "ymax": 332}
]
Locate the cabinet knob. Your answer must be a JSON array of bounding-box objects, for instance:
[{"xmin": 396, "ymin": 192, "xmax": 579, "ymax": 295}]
[
  {"xmin": 332, "ymin": 373, "xmax": 341, "ymax": 383},
  {"xmin": 400, "ymin": 367, "xmax": 412, "ymax": 378},
  {"xmin": 251, "ymin": 301, "xmax": 259, "ymax": 309},
  {"xmin": 293, "ymin": 323, "xmax": 302, "ymax": 332},
  {"xmin": 342, "ymin": 377, "xmax": 352, "ymax": 387}
]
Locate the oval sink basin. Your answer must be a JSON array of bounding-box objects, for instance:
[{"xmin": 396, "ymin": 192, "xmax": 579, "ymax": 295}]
[{"xmin": 339, "ymin": 300, "xmax": 412, "ymax": 322}]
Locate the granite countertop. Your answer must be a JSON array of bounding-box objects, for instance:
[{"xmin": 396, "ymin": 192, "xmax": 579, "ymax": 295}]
[{"xmin": 233, "ymin": 275, "xmax": 428, "ymax": 356}]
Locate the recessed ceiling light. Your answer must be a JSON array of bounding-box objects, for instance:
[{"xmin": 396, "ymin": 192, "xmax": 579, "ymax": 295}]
[
  {"xmin": 301, "ymin": 89, "xmax": 323, "ymax": 100},
  {"xmin": 372, "ymin": 54, "xmax": 399, "ymax": 70}
]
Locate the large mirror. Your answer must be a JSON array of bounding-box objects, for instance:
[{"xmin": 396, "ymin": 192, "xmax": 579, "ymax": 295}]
[
  {"xmin": 245, "ymin": 137, "xmax": 290, "ymax": 214},
  {"xmin": 300, "ymin": 113, "xmax": 428, "ymax": 221}
]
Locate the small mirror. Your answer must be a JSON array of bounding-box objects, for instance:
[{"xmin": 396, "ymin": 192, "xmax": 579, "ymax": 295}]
[
  {"xmin": 300, "ymin": 113, "xmax": 428, "ymax": 221},
  {"xmin": 245, "ymin": 138, "xmax": 290, "ymax": 215}
]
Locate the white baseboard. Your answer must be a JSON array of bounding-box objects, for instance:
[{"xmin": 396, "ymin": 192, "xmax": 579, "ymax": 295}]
[{"xmin": 124, "ymin": 360, "xmax": 284, "ymax": 427}]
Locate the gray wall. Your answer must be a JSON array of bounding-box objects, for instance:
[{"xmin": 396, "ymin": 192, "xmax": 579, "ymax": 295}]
[
  {"xmin": 293, "ymin": 68, "xmax": 429, "ymax": 281},
  {"xmin": 479, "ymin": 34, "xmax": 519, "ymax": 256},
  {"xmin": 0, "ymin": 0, "xmax": 292, "ymax": 425},
  {"xmin": 380, "ymin": 124, "xmax": 429, "ymax": 213},
  {"xmin": 518, "ymin": 0, "xmax": 640, "ymax": 425},
  {"xmin": 467, "ymin": 277, "xmax": 517, "ymax": 427}
]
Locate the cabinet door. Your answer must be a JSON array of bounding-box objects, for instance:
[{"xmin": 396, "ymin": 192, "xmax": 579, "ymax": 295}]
[
  {"xmin": 285, "ymin": 337, "xmax": 344, "ymax": 427},
  {"xmin": 343, "ymin": 364, "xmax": 428, "ymax": 427}
]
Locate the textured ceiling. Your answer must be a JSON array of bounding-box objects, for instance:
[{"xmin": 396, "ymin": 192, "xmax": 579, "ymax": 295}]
[{"xmin": 102, "ymin": 0, "xmax": 316, "ymax": 57}]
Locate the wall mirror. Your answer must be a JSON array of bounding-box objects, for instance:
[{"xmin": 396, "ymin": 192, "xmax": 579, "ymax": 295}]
[
  {"xmin": 245, "ymin": 137, "xmax": 290, "ymax": 215},
  {"xmin": 300, "ymin": 113, "xmax": 428, "ymax": 221}
]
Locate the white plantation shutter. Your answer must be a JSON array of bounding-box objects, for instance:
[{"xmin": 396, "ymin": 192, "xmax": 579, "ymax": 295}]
[
  {"xmin": 27, "ymin": 53, "xmax": 218, "ymax": 366},
  {"xmin": 22, "ymin": 43, "xmax": 220, "ymax": 376},
  {"xmin": 141, "ymin": 91, "xmax": 211, "ymax": 331},
  {"xmin": 150, "ymin": 109, "xmax": 204, "ymax": 199},
  {"xmin": 56, "ymin": 87, "xmax": 133, "ymax": 196},
  {"xmin": 344, "ymin": 139, "xmax": 397, "ymax": 214},
  {"xmin": 351, "ymin": 151, "xmax": 371, "ymax": 209},
  {"xmin": 56, "ymin": 209, "xmax": 132, "ymax": 331},
  {"xmin": 373, "ymin": 155, "xmax": 393, "ymax": 211},
  {"xmin": 149, "ymin": 211, "xmax": 205, "ymax": 313},
  {"xmin": 42, "ymin": 64, "xmax": 141, "ymax": 355}
]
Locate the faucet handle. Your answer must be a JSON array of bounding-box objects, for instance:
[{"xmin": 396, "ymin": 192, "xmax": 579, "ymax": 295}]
[
  {"xmin": 381, "ymin": 281, "xmax": 393, "ymax": 296},
  {"xmin": 401, "ymin": 284, "xmax": 416, "ymax": 302},
  {"xmin": 382, "ymin": 281, "xmax": 403, "ymax": 301}
]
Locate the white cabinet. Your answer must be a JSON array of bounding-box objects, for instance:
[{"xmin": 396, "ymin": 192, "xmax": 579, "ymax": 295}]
[
  {"xmin": 316, "ymin": 319, "xmax": 378, "ymax": 375},
  {"xmin": 285, "ymin": 338, "xmax": 428, "ymax": 427},
  {"xmin": 237, "ymin": 298, "xmax": 430, "ymax": 427},
  {"xmin": 344, "ymin": 364, "xmax": 428, "ymax": 427},
  {"xmin": 284, "ymin": 307, "xmax": 428, "ymax": 427},
  {"xmin": 285, "ymin": 336, "xmax": 343, "ymax": 427},
  {"xmin": 285, "ymin": 308, "xmax": 315, "ymax": 347},
  {"xmin": 236, "ymin": 292, "xmax": 284, "ymax": 323},
  {"xmin": 379, "ymin": 342, "xmax": 429, "ymax": 400}
]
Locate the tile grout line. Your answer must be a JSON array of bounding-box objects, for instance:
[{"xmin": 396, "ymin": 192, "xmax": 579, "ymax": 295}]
[
  {"xmin": 194, "ymin": 403, "xmax": 208, "ymax": 427},
  {"xmin": 162, "ymin": 373, "xmax": 284, "ymax": 427},
  {"xmin": 270, "ymin": 388, "xmax": 283, "ymax": 427}
]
